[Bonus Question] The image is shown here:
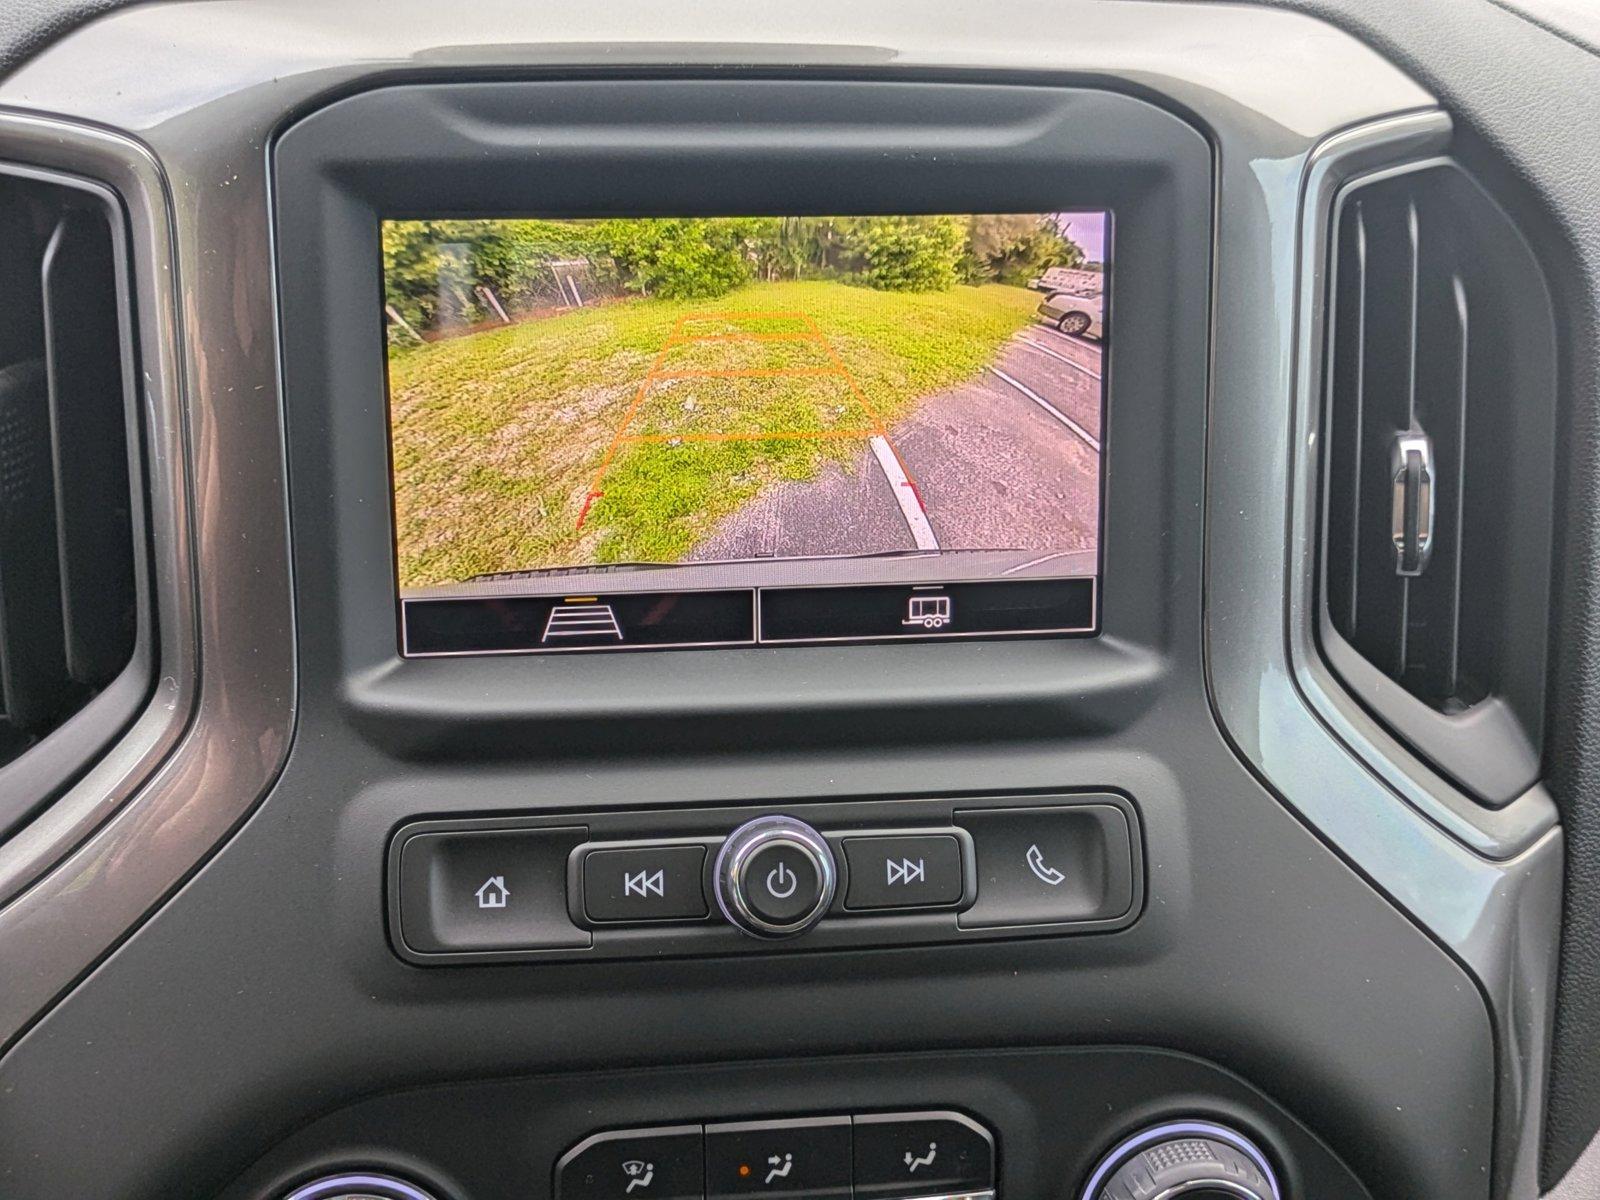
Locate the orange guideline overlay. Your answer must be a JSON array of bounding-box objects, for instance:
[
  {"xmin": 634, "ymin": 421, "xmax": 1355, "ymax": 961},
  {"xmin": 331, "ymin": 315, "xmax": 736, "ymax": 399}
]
[{"xmin": 576, "ymin": 310, "xmax": 928, "ymax": 531}]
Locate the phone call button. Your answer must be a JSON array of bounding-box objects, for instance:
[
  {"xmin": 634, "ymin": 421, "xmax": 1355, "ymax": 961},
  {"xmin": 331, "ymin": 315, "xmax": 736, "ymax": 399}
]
[{"xmin": 955, "ymin": 803, "xmax": 1137, "ymax": 928}]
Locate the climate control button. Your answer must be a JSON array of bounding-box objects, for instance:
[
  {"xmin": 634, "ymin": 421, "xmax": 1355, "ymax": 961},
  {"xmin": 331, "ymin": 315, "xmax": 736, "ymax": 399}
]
[
  {"xmin": 715, "ymin": 816, "xmax": 836, "ymax": 938},
  {"xmin": 852, "ymin": 1111, "xmax": 994, "ymax": 1200},
  {"xmin": 706, "ymin": 1117, "xmax": 851, "ymax": 1200},
  {"xmin": 556, "ymin": 1125, "xmax": 705, "ymax": 1200}
]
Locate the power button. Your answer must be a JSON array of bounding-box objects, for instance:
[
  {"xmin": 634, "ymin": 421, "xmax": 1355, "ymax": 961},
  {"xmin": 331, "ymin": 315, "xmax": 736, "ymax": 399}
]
[
  {"xmin": 744, "ymin": 844, "xmax": 822, "ymax": 925},
  {"xmin": 715, "ymin": 816, "xmax": 837, "ymax": 938}
]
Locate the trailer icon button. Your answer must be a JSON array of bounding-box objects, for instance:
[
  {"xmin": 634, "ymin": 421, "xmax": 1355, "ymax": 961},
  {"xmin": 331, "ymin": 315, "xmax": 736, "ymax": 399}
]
[{"xmin": 902, "ymin": 590, "xmax": 952, "ymax": 629}]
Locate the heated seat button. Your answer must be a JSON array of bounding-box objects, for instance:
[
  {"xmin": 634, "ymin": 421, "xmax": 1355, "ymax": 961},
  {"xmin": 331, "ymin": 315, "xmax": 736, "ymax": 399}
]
[
  {"xmin": 706, "ymin": 1117, "xmax": 851, "ymax": 1200},
  {"xmin": 852, "ymin": 1112, "xmax": 995, "ymax": 1199},
  {"xmin": 556, "ymin": 1126, "xmax": 705, "ymax": 1200},
  {"xmin": 581, "ymin": 844, "xmax": 710, "ymax": 923},
  {"xmin": 842, "ymin": 835, "xmax": 965, "ymax": 910},
  {"xmin": 956, "ymin": 804, "xmax": 1136, "ymax": 928}
]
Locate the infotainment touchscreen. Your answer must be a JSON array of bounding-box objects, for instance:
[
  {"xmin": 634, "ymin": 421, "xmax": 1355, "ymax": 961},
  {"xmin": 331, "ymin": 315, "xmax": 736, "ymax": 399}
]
[{"xmin": 383, "ymin": 214, "xmax": 1108, "ymax": 654}]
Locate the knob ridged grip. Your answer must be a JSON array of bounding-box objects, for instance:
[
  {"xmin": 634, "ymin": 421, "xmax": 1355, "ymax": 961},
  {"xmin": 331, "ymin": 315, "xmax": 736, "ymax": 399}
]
[
  {"xmin": 714, "ymin": 815, "xmax": 836, "ymax": 938},
  {"xmin": 1084, "ymin": 1123, "xmax": 1281, "ymax": 1200}
]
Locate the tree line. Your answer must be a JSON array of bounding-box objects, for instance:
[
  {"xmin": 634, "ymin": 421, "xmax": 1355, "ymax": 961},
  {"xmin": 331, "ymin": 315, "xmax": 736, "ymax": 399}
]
[{"xmin": 383, "ymin": 215, "xmax": 1088, "ymax": 337}]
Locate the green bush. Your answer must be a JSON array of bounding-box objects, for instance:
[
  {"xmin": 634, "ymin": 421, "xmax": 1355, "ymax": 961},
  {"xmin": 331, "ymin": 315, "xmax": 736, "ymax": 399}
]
[
  {"xmin": 854, "ymin": 216, "xmax": 966, "ymax": 292},
  {"xmin": 382, "ymin": 219, "xmax": 596, "ymax": 334},
  {"xmin": 594, "ymin": 218, "xmax": 773, "ymax": 300},
  {"xmin": 962, "ymin": 214, "xmax": 1085, "ymax": 285}
]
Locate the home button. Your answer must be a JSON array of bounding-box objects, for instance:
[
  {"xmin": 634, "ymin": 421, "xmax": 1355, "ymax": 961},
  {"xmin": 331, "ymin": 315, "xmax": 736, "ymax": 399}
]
[{"xmin": 396, "ymin": 827, "xmax": 591, "ymax": 953}]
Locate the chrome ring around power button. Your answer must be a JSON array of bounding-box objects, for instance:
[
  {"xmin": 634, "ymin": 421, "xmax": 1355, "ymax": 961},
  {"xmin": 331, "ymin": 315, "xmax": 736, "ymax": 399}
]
[{"xmin": 714, "ymin": 815, "xmax": 837, "ymax": 938}]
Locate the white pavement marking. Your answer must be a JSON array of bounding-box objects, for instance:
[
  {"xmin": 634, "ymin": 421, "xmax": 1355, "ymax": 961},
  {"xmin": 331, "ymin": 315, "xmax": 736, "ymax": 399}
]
[
  {"xmin": 988, "ymin": 367, "xmax": 1102, "ymax": 454},
  {"xmin": 868, "ymin": 434, "xmax": 940, "ymax": 550},
  {"xmin": 1002, "ymin": 550, "xmax": 1081, "ymax": 576},
  {"xmin": 1035, "ymin": 323, "xmax": 1105, "ymax": 354},
  {"xmin": 1017, "ymin": 334, "xmax": 1103, "ymax": 381}
]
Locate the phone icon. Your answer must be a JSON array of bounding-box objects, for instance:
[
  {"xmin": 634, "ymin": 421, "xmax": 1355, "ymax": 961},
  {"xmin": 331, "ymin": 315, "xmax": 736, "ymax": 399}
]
[{"xmin": 1026, "ymin": 844, "xmax": 1066, "ymax": 886}]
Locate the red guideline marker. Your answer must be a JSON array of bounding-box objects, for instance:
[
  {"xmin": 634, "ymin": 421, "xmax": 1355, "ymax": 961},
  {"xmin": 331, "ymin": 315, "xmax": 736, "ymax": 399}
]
[
  {"xmin": 575, "ymin": 490, "xmax": 603, "ymax": 530},
  {"xmin": 902, "ymin": 477, "xmax": 928, "ymax": 512}
]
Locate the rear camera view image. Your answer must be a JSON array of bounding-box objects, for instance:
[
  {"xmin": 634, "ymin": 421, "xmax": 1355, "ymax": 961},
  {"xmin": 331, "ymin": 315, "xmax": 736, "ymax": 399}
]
[{"xmin": 383, "ymin": 213, "xmax": 1107, "ymax": 653}]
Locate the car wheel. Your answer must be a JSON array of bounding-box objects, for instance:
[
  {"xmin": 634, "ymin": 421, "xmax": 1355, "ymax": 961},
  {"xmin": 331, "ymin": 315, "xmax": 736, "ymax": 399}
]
[{"xmin": 1058, "ymin": 311, "xmax": 1092, "ymax": 336}]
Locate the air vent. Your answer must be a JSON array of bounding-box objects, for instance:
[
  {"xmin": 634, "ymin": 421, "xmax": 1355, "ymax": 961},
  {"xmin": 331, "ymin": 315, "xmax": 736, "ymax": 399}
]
[
  {"xmin": 0, "ymin": 167, "xmax": 146, "ymax": 831},
  {"xmin": 1319, "ymin": 161, "xmax": 1556, "ymax": 807}
]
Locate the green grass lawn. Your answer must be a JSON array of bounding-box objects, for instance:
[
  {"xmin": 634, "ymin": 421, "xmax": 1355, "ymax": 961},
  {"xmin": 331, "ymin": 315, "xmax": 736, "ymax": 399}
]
[{"xmin": 387, "ymin": 278, "xmax": 1039, "ymax": 587}]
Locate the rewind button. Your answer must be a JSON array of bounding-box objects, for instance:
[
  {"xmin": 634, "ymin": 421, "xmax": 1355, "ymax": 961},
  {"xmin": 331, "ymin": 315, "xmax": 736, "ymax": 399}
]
[
  {"xmin": 582, "ymin": 844, "xmax": 710, "ymax": 923},
  {"xmin": 625, "ymin": 869, "xmax": 666, "ymax": 899}
]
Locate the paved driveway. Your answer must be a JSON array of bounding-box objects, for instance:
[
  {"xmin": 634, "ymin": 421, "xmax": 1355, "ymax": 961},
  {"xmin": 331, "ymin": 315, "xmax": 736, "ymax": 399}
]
[{"xmin": 688, "ymin": 326, "xmax": 1103, "ymax": 563}]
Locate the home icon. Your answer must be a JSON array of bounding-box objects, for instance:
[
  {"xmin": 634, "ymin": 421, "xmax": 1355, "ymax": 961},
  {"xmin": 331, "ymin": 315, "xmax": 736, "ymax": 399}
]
[{"xmin": 475, "ymin": 875, "xmax": 510, "ymax": 909}]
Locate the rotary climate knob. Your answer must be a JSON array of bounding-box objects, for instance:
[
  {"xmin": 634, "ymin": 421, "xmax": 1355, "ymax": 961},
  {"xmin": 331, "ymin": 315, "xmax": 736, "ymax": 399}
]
[
  {"xmin": 714, "ymin": 815, "xmax": 837, "ymax": 938},
  {"xmin": 1081, "ymin": 1121, "xmax": 1282, "ymax": 1200}
]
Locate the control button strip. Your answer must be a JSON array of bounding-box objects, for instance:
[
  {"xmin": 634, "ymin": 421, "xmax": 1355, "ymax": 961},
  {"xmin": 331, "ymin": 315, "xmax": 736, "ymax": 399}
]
[
  {"xmin": 388, "ymin": 793, "xmax": 1142, "ymax": 964},
  {"xmin": 566, "ymin": 826, "xmax": 979, "ymax": 932},
  {"xmin": 556, "ymin": 1112, "xmax": 995, "ymax": 1200}
]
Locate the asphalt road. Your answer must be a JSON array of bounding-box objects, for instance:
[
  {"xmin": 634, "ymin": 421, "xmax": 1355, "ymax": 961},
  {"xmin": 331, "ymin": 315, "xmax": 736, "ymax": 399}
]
[{"xmin": 687, "ymin": 326, "xmax": 1103, "ymax": 564}]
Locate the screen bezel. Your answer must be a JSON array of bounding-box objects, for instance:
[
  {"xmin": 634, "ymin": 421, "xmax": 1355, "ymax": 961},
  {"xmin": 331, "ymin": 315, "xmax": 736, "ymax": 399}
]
[{"xmin": 271, "ymin": 75, "xmax": 1211, "ymax": 749}]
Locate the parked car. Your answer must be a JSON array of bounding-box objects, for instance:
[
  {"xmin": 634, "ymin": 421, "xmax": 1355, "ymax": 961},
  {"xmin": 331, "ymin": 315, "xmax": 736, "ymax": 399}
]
[{"xmin": 1036, "ymin": 289, "xmax": 1104, "ymax": 338}]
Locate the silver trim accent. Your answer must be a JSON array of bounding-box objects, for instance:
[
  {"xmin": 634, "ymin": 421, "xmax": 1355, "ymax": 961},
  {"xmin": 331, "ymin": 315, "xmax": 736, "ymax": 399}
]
[
  {"xmin": 1390, "ymin": 431, "xmax": 1435, "ymax": 576},
  {"xmin": 0, "ymin": 137, "xmax": 194, "ymax": 906},
  {"xmin": 1078, "ymin": 1120, "xmax": 1280, "ymax": 1200},
  {"xmin": 282, "ymin": 1174, "xmax": 437, "ymax": 1200},
  {"xmin": 714, "ymin": 815, "xmax": 837, "ymax": 937},
  {"xmin": 0, "ymin": 108, "xmax": 296, "ymax": 1047},
  {"xmin": 884, "ymin": 1191, "xmax": 995, "ymax": 1200},
  {"xmin": 1150, "ymin": 1184, "xmax": 1262, "ymax": 1200}
]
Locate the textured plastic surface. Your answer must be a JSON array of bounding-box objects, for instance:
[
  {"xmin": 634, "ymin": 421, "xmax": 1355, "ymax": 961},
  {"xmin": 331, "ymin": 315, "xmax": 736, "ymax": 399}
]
[
  {"xmin": 0, "ymin": 18, "xmax": 1528, "ymax": 1200},
  {"xmin": 0, "ymin": 78, "xmax": 1498, "ymax": 1200}
]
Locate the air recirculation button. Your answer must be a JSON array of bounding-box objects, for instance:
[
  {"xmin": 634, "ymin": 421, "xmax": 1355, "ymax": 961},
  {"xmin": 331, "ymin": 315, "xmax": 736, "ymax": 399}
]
[{"xmin": 1081, "ymin": 1121, "xmax": 1281, "ymax": 1200}]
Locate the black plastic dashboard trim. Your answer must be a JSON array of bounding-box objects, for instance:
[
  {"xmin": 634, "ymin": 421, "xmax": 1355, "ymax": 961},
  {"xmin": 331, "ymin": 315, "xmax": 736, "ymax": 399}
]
[{"xmin": 386, "ymin": 793, "xmax": 1142, "ymax": 965}]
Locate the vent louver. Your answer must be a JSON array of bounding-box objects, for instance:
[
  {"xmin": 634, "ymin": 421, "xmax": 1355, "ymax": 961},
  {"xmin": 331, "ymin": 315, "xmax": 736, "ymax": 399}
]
[
  {"xmin": 0, "ymin": 169, "xmax": 143, "ymax": 815},
  {"xmin": 1319, "ymin": 161, "xmax": 1556, "ymax": 807}
]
